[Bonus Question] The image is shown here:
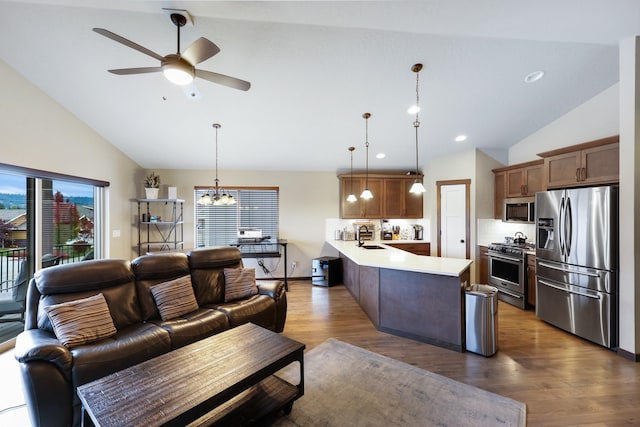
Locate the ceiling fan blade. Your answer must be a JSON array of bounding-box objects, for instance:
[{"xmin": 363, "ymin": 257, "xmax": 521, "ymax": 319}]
[
  {"xmin": 93, "ymin": 28, "xmax": 164, "ymax": 62},
  {"xmin": 195, "ymin": 69, "xmax": 251, "ymax": 91},
  {"xmin": 182, "ymin": 38, "xmax": 220, "ymax": 65},
  {"xmin": 108, "ymin": 67, "xmax": 162, "ymax": 75}
]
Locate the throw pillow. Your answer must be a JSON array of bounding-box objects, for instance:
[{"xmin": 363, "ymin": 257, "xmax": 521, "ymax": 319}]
[
  {"xmin": 223, "ymin": 268, "xmax": 258, "ymax": 302},
  {"xmin": 150, "ymin": 275, "xmax": 199, "ymax": 321},
  {"xmin": 44, "ymin": 293, "xmax": 117, "ymax": 348}
]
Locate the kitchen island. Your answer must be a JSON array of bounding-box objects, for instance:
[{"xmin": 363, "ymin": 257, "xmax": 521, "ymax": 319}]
[{"xmin": 327, "ymin": 240, "xmax": 472, "ymax": 352}]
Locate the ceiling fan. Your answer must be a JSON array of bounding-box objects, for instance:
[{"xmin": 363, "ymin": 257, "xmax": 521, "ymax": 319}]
[{"xmin": 93, "ymin": 12, "xmax": 251, "ymax": 91}]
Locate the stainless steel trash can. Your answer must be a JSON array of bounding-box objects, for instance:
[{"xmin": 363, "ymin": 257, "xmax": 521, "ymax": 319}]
[{"xmin": 465, "ymin": 284, "xmax": 498, "ymax": 356}]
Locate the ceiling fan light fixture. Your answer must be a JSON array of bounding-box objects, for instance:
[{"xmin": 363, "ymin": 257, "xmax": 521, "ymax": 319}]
[
  {"xmin": 162, "ymin": 55, "xmax": 195, "ymax": 85},
  {"xmin": 407, "ymin": 105, "xmax": 420, "ymax": 115}
]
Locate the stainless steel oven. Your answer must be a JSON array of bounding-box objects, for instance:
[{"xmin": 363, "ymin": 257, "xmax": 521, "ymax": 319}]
[{"xmin": 487, "ymin": 243, "xmax": 527, "ymax": 309}]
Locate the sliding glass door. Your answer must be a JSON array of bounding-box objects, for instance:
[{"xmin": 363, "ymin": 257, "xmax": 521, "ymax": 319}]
[{"xmin": 0, "ymin": 170, "xmax": 106, "ymax": 345}]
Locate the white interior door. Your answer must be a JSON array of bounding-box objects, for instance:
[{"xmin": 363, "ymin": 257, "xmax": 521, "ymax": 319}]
[{"xmin": 440, "ymin": 183, "xmax": 467, "ymax": 259}]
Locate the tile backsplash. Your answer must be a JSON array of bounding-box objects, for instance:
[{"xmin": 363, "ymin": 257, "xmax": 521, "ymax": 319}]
[{"xmin": 477, "ymin": 219, "xmax": 535, "ymax": 246}]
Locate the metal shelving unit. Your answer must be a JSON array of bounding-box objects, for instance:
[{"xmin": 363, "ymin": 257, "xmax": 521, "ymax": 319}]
[{"xmin": 136, "ymin": 199, "xmax": 184, "ymax": 255}]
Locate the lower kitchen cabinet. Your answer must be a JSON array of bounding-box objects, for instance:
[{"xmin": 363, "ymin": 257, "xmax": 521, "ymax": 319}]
[
  {"xmin": 385, "ymin": 242, "xmax": 431, "ymax": 256},
  {"xmin": 527, "ymin": 252, "xmax": 536, "ymax": 307},
  {"xmin": 478, "ymin": 246, "xmax": 488, "ymax": 284}
]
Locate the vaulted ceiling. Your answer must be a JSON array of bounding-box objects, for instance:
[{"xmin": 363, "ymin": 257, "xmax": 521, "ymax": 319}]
[{"xmin": 1, "ymin": 1, "xmax": 637, "ymax": 172}]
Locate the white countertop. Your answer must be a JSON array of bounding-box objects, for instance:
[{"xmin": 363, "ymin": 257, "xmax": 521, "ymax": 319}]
[{"xmin": 328, "ymin": 240, "xmax": 472, "ymax": 277}]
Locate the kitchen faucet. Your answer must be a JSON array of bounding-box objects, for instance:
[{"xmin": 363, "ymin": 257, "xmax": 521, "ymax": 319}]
[{"xmin": 357, "ymin": 225, "xmax": 368, "ymax": 247}]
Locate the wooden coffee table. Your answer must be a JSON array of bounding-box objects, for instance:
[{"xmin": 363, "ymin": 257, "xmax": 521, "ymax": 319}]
[{"xmin": 77, "ymin": 323, "xmax": 305, "ymax": 427}]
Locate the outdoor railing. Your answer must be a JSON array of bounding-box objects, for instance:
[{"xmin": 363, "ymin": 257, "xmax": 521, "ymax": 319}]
[{"xmin": 0, "ymin": 244, "xmax": 93, "ymax": 294}]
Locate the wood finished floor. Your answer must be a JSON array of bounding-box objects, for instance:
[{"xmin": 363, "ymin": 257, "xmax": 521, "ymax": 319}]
[{"xmin": 283, "ymin": 280, "xmax": 640, "ymax": 427}]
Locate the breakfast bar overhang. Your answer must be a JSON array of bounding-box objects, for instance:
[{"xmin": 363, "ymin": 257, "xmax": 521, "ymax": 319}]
[{"xmin": 327, "ymin": 240, "xmax": 473, "ymax": 352}]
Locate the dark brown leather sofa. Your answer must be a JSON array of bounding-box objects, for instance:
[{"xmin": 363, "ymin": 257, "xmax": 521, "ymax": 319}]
[{"xmin": 13, "ymin": 246, "xmax": 287, "ymax": 427}]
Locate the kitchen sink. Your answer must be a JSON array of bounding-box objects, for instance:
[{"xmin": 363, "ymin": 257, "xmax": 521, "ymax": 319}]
[{"xmin": 361, "ymin": 245, "xmax": 386, "ymax": 250}]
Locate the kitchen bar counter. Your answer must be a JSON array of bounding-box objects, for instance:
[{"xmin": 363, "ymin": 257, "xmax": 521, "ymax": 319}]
[
  {"xmin": 328, "ymin": 240, "xmax": 471, "ymax": 276},
  {"xmin": 327, "ymin": 240, "xmax": 472, "ymax": 352}
]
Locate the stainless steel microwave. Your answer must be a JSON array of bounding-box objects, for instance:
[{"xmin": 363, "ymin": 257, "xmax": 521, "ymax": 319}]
[{"xmin": 504, "ymin": 198, "xmax": 535, "ymax": 223}]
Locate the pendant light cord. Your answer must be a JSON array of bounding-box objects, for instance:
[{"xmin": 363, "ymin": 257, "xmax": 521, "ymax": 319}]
[
  {"xmin": 414, "ymin": 68, "xmax": 421, "ymax": 177},
  {"xmin": 213, "ymin": 123, "xmax": 221, "ymax": 198}
]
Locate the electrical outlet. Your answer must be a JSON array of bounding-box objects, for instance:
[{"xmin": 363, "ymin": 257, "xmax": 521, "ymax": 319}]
[{"xmin": 291, "ymin": 261, "xmax": 297, "ymax": 269}]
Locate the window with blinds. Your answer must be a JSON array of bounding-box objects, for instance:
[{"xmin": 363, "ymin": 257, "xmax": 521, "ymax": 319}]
[{"xmin": 194, "ymin": 187, "xmax": 279, "ymax": 252}]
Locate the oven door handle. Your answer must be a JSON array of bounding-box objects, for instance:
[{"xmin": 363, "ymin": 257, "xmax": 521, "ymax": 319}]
[
  {"xmin": 488, "ymin": 253, "xmax": 522, "ymax": 263},
  {"xmin": 497, "ymin": 288, "xmax": 523, "ymax": 299},
  {"xmin": 538, "ymin": 279, "xmax": 601, "ymax": 300},
  {"xmin": 537, "ymin": 261, "xmax": 600, "ymax": 278}
]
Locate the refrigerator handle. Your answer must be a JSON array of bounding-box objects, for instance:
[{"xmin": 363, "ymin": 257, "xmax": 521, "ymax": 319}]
[
  {"xmin": 565, "ymin": 195, "xmax": 572, "ymax": 257},
  {"xmin": 559, "ymin": 195, "xmax": 566, "ymax": 257}
]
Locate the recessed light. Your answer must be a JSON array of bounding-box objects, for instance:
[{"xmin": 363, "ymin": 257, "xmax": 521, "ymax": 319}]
[
  {"xmin": 455, "ymin": 135, "xmax": 467, "ymax": 142},
  {"xmin": 376, "ymin": 153, "xmax": 386, "ymax": 159},
  {"xmin": 524, "ymin": 70, "xmax": 545, "ymax": 83}
]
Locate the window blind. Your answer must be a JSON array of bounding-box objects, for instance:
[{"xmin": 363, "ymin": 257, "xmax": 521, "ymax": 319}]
[{"xmin": 194, "ymin": 188, "xmax": 279, "ymax": 250}]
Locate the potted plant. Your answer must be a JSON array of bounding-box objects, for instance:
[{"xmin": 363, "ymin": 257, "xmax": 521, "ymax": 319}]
[{"xmin": 144, "ymin": 172, "xmax": 160, "ymax": 199}]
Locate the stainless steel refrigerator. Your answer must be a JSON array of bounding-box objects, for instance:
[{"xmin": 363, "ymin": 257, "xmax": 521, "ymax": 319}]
[{"xmin": 535, "ymin": 186, "xmax": 618, "ymax": 348}]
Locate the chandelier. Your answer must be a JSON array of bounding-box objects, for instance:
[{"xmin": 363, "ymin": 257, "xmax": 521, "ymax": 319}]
[
  {"xmin": 409, "ymin": 64, "xmax": 426, "ymax": 194},
  {"xmin": 198, "ymin": 123, "xmax": 236, "ymax": 206}
]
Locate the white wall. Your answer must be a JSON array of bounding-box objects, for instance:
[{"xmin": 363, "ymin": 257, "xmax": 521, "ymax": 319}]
[
  {"xmin": 618, "ymin": 37, "xmax": 640, "ymax": 356},
  {"xmin": 426, "ymin": 148, "xmax": 507, "ymax": 282},
  {"xmin": 0, "ymin": 59, "xmax": 141, "ymax": 259},
  {"xmin": 150, "ymin": 169, "xmax": 338, "ymax": 279},
  {"xmin": 509, "ymin": 83, "xmax": 619, "ymax": 163}
]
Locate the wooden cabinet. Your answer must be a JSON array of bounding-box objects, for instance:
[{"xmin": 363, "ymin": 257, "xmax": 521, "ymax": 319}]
[
  {"xmin": 340, "ymin": 174, "xmax": 422, "ymax": 219},
  {"xmin": 382, "ymin": 178, "xmax": 423, "ymax": 218},
  {"xmin": 493, "ymin": 172, "xmax": 505, "ymax": 220},
  {"xmin": 538, "ymin": 136, "xmax": 619, "ymax": 189},
  {"xmin": 505, "ymin": 161, "xmax": 544, "ymax": 197},
  {"xmin": 493, "ymin": 160, "xmax": 543, "ymax": 219},
  {"xmin": 478, "ymin": 246, "xmax": 489, "ymax": 284},
  {"xmin": 386, "ymin": 242, "xmax": 431, "ymax": 256},
  {"xmin": 340, "ymin": 177, "xmax": 383, "ymax": 219},
  {"xmin": 527, "ymin": 252, "xmax": 536, "ymax": 307}
]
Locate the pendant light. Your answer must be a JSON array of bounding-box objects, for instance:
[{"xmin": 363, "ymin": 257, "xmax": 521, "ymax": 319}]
[
  {"xmin": 409, "ymin": 64, "xmax": 426, "ymax": 194},
  {"xmin": 198, "ymin": 123, "xmax": 237, "ymax": 206},
  {"xmin": 346, "ymin": 146, "xmax": 357, "ymax": 202},
  {"xmin": 360, "ymin": 112, "xmax": 373, "ymax": 200}
]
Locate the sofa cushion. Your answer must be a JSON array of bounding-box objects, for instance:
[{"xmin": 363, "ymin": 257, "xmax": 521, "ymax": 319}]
[
  {"xmin": 152, "ymin": 308, "xmax": 230, "ymax": 350},
  {"xmin": 35, "ymin": 259, "xmax": 142, "ymax": 331},
  {"xmin": 223, "ymin": 268, "xmax": 258, "ymax": 302},
  {"xmin": 132, "ymin": 252, "xmax": 191, "ymax": 321},
  {"xmin": 188, "ymin": 247, "xmax": 243, "ymax": 305},
  {"xmin": 151, "ymin": 276, "xmax": 199, "ymax": 321},
  {"xmin": 214, "ymin": 294, "xmax": 276, "ymax": 330},
  {"xmin": 44, "ymin": 293, "xmax": 116, "ymax": 348}
]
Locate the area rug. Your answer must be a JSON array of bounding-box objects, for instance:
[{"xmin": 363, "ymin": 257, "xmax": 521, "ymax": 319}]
[{"xmin": 273, "ymin": 338, "xmax": 526, "ymax": 426}]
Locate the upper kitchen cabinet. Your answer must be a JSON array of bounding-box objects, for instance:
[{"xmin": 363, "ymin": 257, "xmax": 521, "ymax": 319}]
[
  {"xmin": 493, "ymin": 171, "xmax": 505, "ymax": 220},
  {"xmin": 339, "ymin": 174, "xmax": 422, "ymax": 219},
  {"xmin": 538, "ymin": 136, "xmax": 619, "ymax": 189},
  {"xmin": 340, "ymin": 176, "xmax": 383, "ymax": 219},
  {"xmin": 382, "ymin": 178, "xmax": 424, "ymax": 218},
  {"xmin": 492, "ymin": 160, "xmax": 543, "ymax": 218},
  {"xmin": 503, "ymin": 160, "xmax": 544, "ymax": 198}
]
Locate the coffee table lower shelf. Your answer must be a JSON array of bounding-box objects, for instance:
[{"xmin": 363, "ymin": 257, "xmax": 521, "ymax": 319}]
[{"xmin": 187, "ymin": 375, "xmax": 298, "ymax": 427}]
